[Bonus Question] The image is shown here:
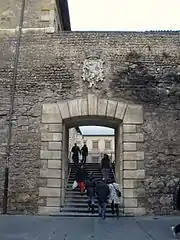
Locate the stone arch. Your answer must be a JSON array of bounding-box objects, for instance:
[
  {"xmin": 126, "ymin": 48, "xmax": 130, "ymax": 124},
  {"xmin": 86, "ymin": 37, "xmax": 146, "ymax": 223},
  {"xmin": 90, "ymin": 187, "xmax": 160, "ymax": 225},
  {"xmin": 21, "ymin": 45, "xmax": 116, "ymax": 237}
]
[{"xmin": 39, "ymin": 94, "xmax": 145, "ymax": 216}]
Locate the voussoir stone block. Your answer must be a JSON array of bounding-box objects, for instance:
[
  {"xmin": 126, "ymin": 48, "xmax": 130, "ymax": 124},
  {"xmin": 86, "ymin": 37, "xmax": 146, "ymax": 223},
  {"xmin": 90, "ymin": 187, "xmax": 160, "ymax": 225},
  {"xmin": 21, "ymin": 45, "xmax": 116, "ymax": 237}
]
[
  {"xmin": 41, "ymin": 133, "xmax": 62, "ymax": 142},
  {"xmin": 40, "ymin": 150, "xmax": 61, "ymax": 159},
  {"xmin": 81, "ymin": 98, "xmax": 88, "ymax": 116},
  {"xmin": 88, "ymin": 94, "xmax": 98, "ymax": 115},
  {"xmin": 124, "ymin": 170, "xmax": 145, "ymax": 179},
  {"xmin": 58, "ymin": 101, "xmax": 70, "ymax": 119},
  {"xmin": 124, "ymin": 104, "xmax": 143, "ymax": 124},
  {"xmin": 124, "ymin": 151, "xmax": 144, "ymax": 161},
  {"xmin": 68, "ymin": 99, "xmax": 81, "ymax": 117},
  {"xmin": 106, "ymin": 100, "xmax": 118, "ymax": 118},
  {"xmin": 123, "ymin": 143, "xmax": 137, "ymax": 151},
  {"xmin": 97, "ymin": 98, "xmax": 108, "ymax": 116},
  {"xmin": 40, "ymin": 169, "xmax": 61, "ymax": 178},
  {"xmin": 42, "ymin": 103, "xmax": 60, "ymax": 114},
  {"xmin": 124, "ymin": 133, "xmax": 144, "ymax": 142},
  {"xmin": 42, "ymin": 114, "xmax": 62, "ymax": 124},
  {"xmin": 39, "ymin": 187, "xmax": 61, "ymax": 197},
  {"xmin": 115, "ymin": 102, "xmax": 127, "ymax": 120}
]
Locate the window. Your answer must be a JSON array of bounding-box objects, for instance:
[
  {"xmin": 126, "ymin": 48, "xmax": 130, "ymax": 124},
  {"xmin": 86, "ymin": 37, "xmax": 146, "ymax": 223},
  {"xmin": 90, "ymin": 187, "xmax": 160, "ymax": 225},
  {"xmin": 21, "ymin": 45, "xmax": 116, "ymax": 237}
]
[
  {"xmin": 92, "ymin": 140, "xmax": 98, "ymax": 149},
  {"xmin": 105, "ymin": 140, "xmax": 111, "ymax": 150}
]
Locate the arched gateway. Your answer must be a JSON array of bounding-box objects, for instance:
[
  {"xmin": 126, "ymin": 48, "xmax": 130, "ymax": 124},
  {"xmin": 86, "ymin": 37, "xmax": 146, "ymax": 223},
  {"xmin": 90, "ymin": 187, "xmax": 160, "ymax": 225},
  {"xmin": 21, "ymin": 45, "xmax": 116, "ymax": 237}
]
[{"xmin": 39, "ymin": 94, "xmax": 145, "ymax": 216}]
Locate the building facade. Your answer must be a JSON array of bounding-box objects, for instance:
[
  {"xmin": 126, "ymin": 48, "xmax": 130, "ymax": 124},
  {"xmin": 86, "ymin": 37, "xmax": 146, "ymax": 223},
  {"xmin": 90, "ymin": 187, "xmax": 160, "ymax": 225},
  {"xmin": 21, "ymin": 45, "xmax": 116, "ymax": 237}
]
[
  {"xmin": 0, "ymin": 0, "xmax": 180, "ymax": 216},
  {"xmin": 83, "ymin": 135, "xmax": 115, "ymax": 163}
]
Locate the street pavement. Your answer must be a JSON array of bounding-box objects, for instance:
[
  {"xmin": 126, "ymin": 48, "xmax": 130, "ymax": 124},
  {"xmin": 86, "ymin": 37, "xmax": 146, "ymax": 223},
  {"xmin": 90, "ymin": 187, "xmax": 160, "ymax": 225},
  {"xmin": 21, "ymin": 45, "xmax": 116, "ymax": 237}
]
[{"xmin": 0, "ymin": 215, "xmax": 179, "ymax": 240}]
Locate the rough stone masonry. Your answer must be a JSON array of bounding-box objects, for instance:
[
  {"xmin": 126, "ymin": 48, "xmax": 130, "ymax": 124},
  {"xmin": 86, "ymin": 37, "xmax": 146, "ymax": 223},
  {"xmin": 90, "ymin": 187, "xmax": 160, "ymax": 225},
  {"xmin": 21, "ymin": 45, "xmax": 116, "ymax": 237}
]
[{"xmin": 0, "ymin": 0, "xmax": 180, "ymax": 217}]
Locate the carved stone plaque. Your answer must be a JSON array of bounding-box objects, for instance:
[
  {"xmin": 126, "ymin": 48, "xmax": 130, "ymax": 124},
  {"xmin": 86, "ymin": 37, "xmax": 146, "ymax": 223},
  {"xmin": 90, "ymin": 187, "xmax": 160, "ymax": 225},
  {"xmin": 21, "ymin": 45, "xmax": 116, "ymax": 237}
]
[{"xmin": 82, "ymin": 56, "xmax": 104, "ymax": 88}]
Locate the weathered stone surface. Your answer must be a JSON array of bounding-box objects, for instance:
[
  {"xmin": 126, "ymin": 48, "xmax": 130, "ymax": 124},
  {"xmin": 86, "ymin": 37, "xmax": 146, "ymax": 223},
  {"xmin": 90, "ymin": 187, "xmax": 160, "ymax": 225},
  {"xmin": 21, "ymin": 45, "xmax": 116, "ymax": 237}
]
[
  {"xmin": 124, "ymin": 207, "xmax": 146, "ymax": 215},
  {"xmin": 124, "ymin": 133, "xmax": 144, "ymax": 142},
  {"xmin": 106, "ymin": 100, "xmax": 117, "ymax": 118},
  {"xmin": 124, "ymin": 161, "xmax": 137, "ymax": 170},
  {"xmin": 124, "ymin": 198, "xmax": 138, "ymax": 207},
  {"xmin": 124, "ymin": 180, "xmax": 134, "ymax": 188},
  {"xmin": 38, "ymin": 206, "xmax": 60, "ymax": 214},
  {"xmin": 81, "ymin": 98, "xmax": 88, "ymax": 116},
  {"xmin": 42, "ymin": 114, "xmax": 62, "ymax": 124},
  {"xmin": 40, "ymin": 150, "xmax": 61, "ymax": 160},
  {"xmin": 97, "ymin": 98, "xmax": 108, "ymax": 116},
  {"xmin": 123, "ymin": 143, "xmax": 137, "ymax": 151},
  {"xmin": 48, "ymin": 124, "xmax": 62, "ymax": 133},
  {"xmin": 46, "ymin": 198, "xmax": 60, "ymax": 207},
  {"xmin": 124, "ymin": 170, "xmax": 145, "ymax": 179},
  {"xmin": 58, "ymin": 102, "xmax": 70, "ymax": 119},
  {"xmin": 68, "ymin": 99, "xmax": 80, "ymax": 117},
  {"xmin": 115, "ymin": 102, "xmax": 127, "ymax": 120},
  {"xmin": 48, "ymin": 142, "xmax": 62, "ymax": 150},
  {"xmin": 124, "ymin": 151, "xmax": 144, "ymax": 161},
  {"xmin": 87, "ymin": 94, "xmax": 98, "ymax": 115},
  {"xmin": 39, "ymin": 187, "xmax": 61, "ymax": 197},
  {"xmin": 47, "ymin": 179, "xmax": 61, "ymax": 188},
  {"xmin": 40, "ymin": 169, "xmax": 61, "ymax": 178},
  {"xmin": 124, "ymin": 189, "xmax": 136, "ymax": 198},
  {"xmin": 124, "ymin": 104, "xmax": 143, "ymax": 124},
  {"xmin": 123, "ymin": 124, "xmax": 136, "ymax": 133},
  {"xmin": 43, "ymin": 103, "xmax": 60, "ymax": 114},
  {"xmin": 41, "ymin": 133, "xmax": 62, "ymax": 142},
  {"xmin": 48, "ymin": 160, "xmax": 61, "ymax": 169}
]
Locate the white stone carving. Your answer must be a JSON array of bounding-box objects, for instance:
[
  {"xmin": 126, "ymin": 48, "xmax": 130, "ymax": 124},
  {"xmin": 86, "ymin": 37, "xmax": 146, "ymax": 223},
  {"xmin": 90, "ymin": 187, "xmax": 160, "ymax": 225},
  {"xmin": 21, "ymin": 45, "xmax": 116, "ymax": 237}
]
[{"xmin": 82, "ymin": 56, "xmax": 104, "ymax": 88}]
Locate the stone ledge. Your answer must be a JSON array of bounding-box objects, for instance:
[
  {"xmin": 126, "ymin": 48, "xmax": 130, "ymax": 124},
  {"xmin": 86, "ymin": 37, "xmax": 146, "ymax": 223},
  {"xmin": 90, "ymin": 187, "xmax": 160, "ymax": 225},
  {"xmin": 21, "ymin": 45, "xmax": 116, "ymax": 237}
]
[
  {"xmin": 38, "ymin": 206, "xmax": 60, "ymax": 215},
  {"xmin": 39, "ymin": 187, "xmax": 61, "ymax": 197},
  {"xmin": 124, "ymin": 151, "xmax": 144, "ymax": 161},
  {"xmin": 40, "ymin": 169, "xmax": 61, "ymax": 178}
]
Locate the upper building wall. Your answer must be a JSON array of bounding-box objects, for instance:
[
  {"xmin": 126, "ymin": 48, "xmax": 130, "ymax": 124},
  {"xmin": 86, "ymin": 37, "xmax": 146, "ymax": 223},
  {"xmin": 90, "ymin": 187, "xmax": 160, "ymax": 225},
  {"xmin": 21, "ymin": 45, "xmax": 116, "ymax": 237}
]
[{"xmin": 0, "ymin": 0, "xmax": 70, "ymax": 30}]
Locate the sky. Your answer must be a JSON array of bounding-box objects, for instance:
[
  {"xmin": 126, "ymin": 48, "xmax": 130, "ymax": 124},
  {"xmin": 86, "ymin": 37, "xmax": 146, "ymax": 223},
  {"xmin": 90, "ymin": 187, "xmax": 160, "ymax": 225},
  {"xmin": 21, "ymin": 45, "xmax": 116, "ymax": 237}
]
[
  {"xmin": 68, "ymin": 0, "xmax": 179, "ymax": 135},
  {"xmin": 68, "ymin": 0, "xmax": 180, "ymax": 31}
]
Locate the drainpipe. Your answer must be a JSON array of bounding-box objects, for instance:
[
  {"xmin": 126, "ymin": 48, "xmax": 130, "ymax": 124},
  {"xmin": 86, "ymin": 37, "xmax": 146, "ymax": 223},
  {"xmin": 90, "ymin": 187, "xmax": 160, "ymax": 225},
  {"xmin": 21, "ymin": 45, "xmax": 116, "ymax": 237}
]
[{"xmin": 2, "ymin": 0, "xmax": 26, "ymax": 214}]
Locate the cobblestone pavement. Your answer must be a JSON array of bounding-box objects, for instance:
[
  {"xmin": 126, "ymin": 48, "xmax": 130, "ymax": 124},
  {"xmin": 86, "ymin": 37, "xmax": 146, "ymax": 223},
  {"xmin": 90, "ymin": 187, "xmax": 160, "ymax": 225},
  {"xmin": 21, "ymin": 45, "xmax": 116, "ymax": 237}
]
[{"xmin": 0, "ymin": 215, "xmax": 179, "ymax": 240}]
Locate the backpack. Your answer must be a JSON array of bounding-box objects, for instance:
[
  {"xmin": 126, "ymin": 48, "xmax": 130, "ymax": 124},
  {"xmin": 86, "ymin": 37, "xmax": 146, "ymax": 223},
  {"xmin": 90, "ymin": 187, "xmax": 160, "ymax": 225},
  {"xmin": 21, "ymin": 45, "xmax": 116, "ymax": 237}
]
[{"xmin": 113, "ymin": 183, "xmax": 121, "ymax": 197}]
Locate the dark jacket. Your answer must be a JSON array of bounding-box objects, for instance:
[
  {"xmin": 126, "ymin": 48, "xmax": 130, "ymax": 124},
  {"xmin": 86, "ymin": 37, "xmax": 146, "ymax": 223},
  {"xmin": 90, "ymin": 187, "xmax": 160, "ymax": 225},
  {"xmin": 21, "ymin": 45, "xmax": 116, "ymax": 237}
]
[
  {"xmin": 71, "ymin": 146, "xmax": 81, "ymax": 156},
  {"xmin": 173, "ymin": 180, "xmax": 180, "ymax": 210},
  {"xmin": 101, "ymin": 157, "xmax": 110, "ymax": 169},
  {"xmin": 81, "ymin": 145, "xmax": 88, "ymax": 156},
  {"xmin": 86, "ymin": 176, "xmax": 96, "ymax": 197},
  {"xmin": 76, "ymin": 168, "xmax": 88, "ymax": 182},
  {"xmin": 95, "ymin": 181, "xmax": 110, "ymax": 202}
]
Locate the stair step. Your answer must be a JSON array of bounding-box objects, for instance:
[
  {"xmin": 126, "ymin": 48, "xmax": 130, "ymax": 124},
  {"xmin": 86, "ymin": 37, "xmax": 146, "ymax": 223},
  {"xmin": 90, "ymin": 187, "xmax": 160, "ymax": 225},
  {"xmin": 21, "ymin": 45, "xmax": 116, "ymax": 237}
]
[
  {"xmin": 61, "ymin": 208, "xmax": 123, "ymax": 213},
  {"xmin": 50, "ymin": 212, "xmax": 126, "ymax": 217}
]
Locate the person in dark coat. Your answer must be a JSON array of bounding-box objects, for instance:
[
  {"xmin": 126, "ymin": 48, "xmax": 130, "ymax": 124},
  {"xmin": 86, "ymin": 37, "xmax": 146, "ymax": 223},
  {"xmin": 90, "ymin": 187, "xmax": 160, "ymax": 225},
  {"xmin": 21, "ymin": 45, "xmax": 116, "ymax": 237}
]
[
  {"xmin": 75, "ymin": 165, "xmax": 88, "ymax": 194},
  {"xmin": 101, "ymin": 154, "xmax": 111, "ymax": 181},
  {"xmin": 81, "ymin": 143, "xmax": 88, "ymax": 164},
  {"xmin": 71, "ymin": 143, "xmax": 81, "ymax": 165},
  {"xmin": 85, "ymin": 173, "xmax": 96, "ymax": 213},
  {"xmin": 95, "ymin": 178, "xmax": 110, "ymax": 219},
  {"xmin": 171, "ymin": 180, "xmax": 180, "ymax": 237}
]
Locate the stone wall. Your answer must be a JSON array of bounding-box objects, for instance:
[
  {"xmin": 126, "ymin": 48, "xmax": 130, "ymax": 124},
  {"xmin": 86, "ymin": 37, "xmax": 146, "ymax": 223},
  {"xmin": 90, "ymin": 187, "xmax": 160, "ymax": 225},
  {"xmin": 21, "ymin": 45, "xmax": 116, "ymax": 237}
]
[{"xmin": 0, "ymin": 31, "xmax": 180, "ymax": 215}]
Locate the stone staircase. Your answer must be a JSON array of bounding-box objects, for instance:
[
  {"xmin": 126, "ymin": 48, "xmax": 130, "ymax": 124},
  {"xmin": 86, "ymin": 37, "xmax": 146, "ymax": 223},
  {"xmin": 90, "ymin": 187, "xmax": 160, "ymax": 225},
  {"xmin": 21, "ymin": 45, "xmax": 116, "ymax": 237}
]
[{"xmin": 59, "ymin": 163, "xmax": 124, "ymax": 217}]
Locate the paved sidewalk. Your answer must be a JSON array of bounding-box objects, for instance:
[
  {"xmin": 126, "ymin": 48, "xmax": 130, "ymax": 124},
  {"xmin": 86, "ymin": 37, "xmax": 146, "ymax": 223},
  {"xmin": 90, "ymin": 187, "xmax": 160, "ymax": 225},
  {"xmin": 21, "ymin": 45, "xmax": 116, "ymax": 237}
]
[{"xmin": 0, "ymin": 215, "xmax": 179, "ymax": 240}]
